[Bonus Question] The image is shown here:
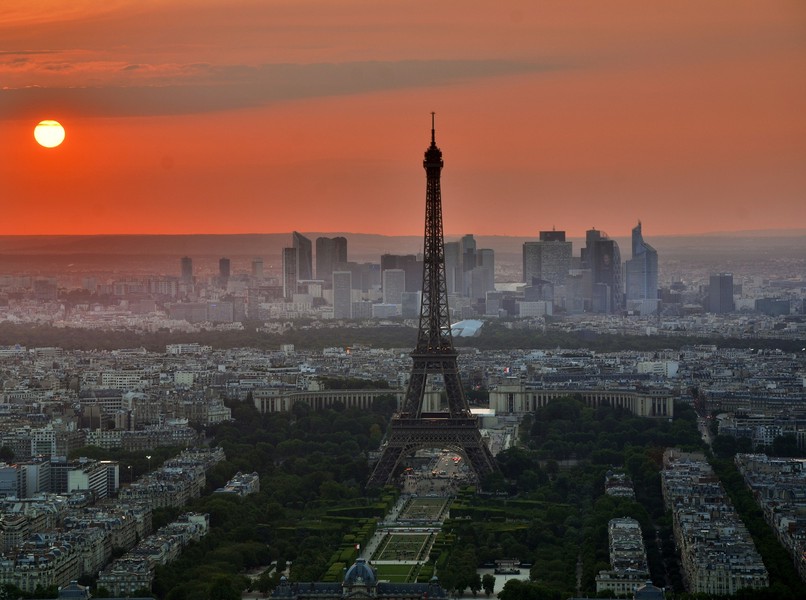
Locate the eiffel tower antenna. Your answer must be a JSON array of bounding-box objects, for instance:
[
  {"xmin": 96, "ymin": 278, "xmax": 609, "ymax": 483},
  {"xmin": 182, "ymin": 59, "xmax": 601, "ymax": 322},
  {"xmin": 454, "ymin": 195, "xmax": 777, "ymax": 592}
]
[{"xmin": 367, "ymin": 115, "xmax": 498, "ymax": 488}]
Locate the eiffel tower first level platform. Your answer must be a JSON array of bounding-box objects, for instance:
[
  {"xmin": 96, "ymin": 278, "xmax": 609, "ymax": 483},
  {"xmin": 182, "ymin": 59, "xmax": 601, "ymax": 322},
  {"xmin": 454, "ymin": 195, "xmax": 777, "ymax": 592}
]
[{"xmin": 366, "ymin": 413, "xmax": 497, "ymax": 489}]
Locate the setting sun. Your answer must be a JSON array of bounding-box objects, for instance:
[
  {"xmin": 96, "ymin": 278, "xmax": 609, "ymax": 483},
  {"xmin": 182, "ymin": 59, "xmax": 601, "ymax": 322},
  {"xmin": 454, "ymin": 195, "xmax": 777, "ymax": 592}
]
[{"xmin": 34, "ymin": 120, "xmax": 66, "ymax": 148}]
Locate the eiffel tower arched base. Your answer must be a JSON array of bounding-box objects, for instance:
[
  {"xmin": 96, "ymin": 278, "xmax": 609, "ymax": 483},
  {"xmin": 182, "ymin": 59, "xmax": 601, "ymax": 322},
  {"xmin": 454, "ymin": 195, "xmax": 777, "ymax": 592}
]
[{"xmin": 367, "ymin": 413, "xmax": 497, "ymax": 488}]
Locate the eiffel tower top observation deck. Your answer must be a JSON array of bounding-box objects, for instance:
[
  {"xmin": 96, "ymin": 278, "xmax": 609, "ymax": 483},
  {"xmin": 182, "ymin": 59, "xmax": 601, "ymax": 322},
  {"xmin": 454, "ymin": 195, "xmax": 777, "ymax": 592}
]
[{"xmin": 367, "ymin": 116, "xmax": 498, "ymax": 488}]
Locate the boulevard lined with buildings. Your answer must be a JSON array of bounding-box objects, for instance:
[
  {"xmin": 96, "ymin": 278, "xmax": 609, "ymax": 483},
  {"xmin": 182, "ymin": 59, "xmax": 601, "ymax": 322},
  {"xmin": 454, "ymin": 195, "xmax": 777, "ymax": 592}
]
[
  {"xmin": 661, "ymin": 450, "xmax": 769, "ymax": 595},
  {"xmin": 734, "ymin": 454, "xmax": 806, "ymax": 582},
  {"xmin": 0, "ymin": 447, "xmax": 224, "ymax": 594}
]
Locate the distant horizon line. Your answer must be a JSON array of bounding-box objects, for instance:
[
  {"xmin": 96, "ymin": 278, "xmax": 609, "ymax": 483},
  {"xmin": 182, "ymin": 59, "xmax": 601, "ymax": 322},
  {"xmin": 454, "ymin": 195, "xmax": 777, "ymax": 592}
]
[{"xmin": 0, "ymin": 227, "xmax": 805, "ymax": 239}]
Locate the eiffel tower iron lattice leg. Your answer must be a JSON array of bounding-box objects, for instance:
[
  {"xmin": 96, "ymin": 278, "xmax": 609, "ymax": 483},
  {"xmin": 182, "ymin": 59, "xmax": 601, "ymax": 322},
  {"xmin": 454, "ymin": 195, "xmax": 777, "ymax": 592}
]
[{"xmin": 368, "ymin": 115, "xmax": 499, "ymax": 488}]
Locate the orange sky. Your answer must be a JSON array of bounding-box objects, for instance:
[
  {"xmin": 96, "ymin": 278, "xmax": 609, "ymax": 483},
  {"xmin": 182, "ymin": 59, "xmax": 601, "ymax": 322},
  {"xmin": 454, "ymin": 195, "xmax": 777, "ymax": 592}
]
[{"xmin": 1, "ymin": 0, "xmax": 805, "ymax": 238}]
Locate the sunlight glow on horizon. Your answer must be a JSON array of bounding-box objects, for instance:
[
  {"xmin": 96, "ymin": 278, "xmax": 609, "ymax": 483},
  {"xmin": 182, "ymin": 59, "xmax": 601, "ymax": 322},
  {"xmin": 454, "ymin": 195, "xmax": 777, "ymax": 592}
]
[{"xmin": 1, "ymin": 1, "xmax": 804, "ymax": 237}]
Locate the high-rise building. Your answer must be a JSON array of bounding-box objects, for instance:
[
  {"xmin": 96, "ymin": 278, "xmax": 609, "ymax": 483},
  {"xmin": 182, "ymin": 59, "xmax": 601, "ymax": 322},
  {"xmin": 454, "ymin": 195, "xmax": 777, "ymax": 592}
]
[
  {"xmin": 315, "ymin": 236, "xmax": 348, "ymax": 284},
  {"xmin": 219, "ymin": 257, "xmax": 231, "ymax": 287},
  {"xmin": 380, "ymin": 254, "xmax": 422, "ymax": 293},
  {"xmin": 708, "ymin": 273, "xmax": 734, "ymax": 313},
  {"xmin": 282, "ymin": 247, "xmax": 297, "ymax": 300},
  {"xmin": 444, "ymin": 242, "xmax": 461, "ymax": 295},
  {"xmin": 625, "ymin": 221, "xmax": 659, "ymax": 314},
  {"xmin": 477, "ymin": 248, "xmax": 495, "ymax": 294},
  {"xmin": 581, "ymin": 228, "xmax": 603, "ymax": 268},
  {"xmin": 336, "ymin": 261, "xmax": 378, "ymax": 291},
  {"xmin": 292, "ymin": 232, "xmax": 313, "ymax": 281},
  {"xmin": 584, "ymin": 229, "xmax": 622, "ymax": 313},
  {"xmin": 180, "ymin": 257, "xmax": 193, "ymax": 283},
  {"xmin": 469, "ymin": 266, "xmax": 492, "ymax": 301},
  {"xmin": 444, "ymin": 236, "xmax": 491, "ymax": 298},
  {"xmin": 332, "ymin": 271, "xmax": 352, "ymax": 318},
  {"xmin": 401, "ymin": 292, "xmax": 420, "ymax": 318},
  {"xmin": 251, "ymin": 258, "xmax": 264, "ymax": 279},
  {"xmin": 351, "ymin": 300, "xmax": 373, "ymax": 319},
  {"xmin": 382, "ymin": 269, "xmax": 406, "ymax": 305},
  {"xmin": 539, "ymin": 229, "xmax": 566, "ymax": 242},
  {"xmin": 460, "ymin": 234, "xmax": 477, "ymax": 296},
  {"xmin": 523, "ymin": 232, "xmax": 572, "ymax": 287},
  {"xmin": 485, "ymin": 291, "xmax": 503, "ymax": 316}
]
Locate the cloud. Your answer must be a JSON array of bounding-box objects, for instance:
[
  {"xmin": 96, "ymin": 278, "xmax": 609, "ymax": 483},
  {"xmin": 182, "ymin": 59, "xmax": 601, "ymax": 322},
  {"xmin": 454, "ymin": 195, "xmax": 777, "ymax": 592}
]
[
  {"xmin": 0, "ymin": 50, "xmax": 56, "ymax": 56},
  {"xmin": 0, "ymin": 58, "xmax": 558, "ymax": 119}
]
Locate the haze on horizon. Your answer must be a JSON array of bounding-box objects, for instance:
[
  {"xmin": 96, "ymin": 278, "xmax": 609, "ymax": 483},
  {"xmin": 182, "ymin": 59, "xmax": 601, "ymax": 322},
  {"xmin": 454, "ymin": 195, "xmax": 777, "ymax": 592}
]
[{"xmin": 1, "ymin": 1, "xmax": 804, "ymax": 239}]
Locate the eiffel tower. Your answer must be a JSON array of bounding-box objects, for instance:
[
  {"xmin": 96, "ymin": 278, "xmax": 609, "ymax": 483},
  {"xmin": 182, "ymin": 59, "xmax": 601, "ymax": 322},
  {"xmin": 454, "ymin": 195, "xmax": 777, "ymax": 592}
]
[{"xmin": 367, "ymin": 115, "xmax": 499, "ymax": 488}]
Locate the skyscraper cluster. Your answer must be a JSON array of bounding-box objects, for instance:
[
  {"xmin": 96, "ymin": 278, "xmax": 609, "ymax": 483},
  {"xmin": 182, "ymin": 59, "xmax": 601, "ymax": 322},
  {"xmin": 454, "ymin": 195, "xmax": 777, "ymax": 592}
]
[
  {"xmin": 275, "ymin": 231, "xmax": 495, "ymax": 320},
  {"xmin": 316, "ymin": 236, "xmax": 347, "ymax": 284},
  {"xmin": 521, "ymin": 223, "xmax": 659, "ymax": 315},
  {"xmin": 444, "ymin": 234, "xmax": 495, "ymax": 301}
]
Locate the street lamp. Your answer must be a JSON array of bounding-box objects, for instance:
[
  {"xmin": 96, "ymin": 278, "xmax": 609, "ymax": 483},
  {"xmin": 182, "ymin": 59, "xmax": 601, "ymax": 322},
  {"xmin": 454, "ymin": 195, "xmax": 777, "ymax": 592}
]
[
  {"xmin": 146, "ymin": 455, "xmax": 152, "ymax": 472},
  {"xmin": 127, "ymin": 465, "xmax": 132, "ymax": 484}
]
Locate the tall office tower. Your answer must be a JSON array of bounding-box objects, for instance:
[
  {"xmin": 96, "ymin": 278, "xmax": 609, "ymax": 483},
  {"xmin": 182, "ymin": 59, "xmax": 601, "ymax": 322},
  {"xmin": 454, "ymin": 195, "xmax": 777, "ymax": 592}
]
[
  {"xmin": 352, "ymin": 300, "xmax": 373, "ymax": 319},
  {"xmin": 625, "ymin": 221, "xmax": 659, "ymax": 313},
  {"xmin": 540, "ymin": 229, "xmax": 566, "ymax": 242},
  {"xmin": 180, "ymin": 257, "xmax": 193, "ymax": 283},
  {"xmin": 485, "ymin": 291, "xmax": 503, "ymax": 316},
  {"xmin": 584, "ymin": 229, "xmax": 622, "ymax": 313},
  {"xmin": 382, "ymin": 269, "xmax": 406, "ymax": 305},
  {"xmin": 380, "ymin": 253, "xmax": 422, "ymax": 293},
  {"xmin": 460, "ymin": 234, "xmax": 477, "ymax": 296},
  {"xmin": 282, "ymin": 247, "xmax": 297, "ymax": 300},
  {"xmin": 292, "ymin": 231, "xmax": 313, "ymax": 281},
  {"xmin": 444, "ymin": 241, "xmax": 461, "ymax": 295},
  {"xmin": 581, "ymin": 228, "xmax": 604, "ymax": 268},
  {"xmin": 315, "ymin": 236, "xmax": 348, "ymax": 284},
  {"xmin": 251, "ymin": 258, "xmax": 264, "ymax": 279},
  {"xmin": 469, "ymin": 266, "xmax": 492, "ymax": 301},
  {"xmin": 477, "ymin": 248, "xmax": 495, "ymax": 293},
  {"xmin": 219, "ymin": 257, "xmax": 231, "ymax": 287},
  {"xmin": 332, "ymin": 271, "xmax": 353, "ymax": 318},
  {"xmin": 522, "ymin": 233, "xmax": 572, "ymax": 286},
  {"xmin": 522, "ymin": 244, "xmax": 540, "ymax": 284},
  {"xmin": 337, "ymin": 261, "xmax": 377, "ymax": 291},
  {"xmin": 401, "ymin": 292, "xmax": 420, "ymax": 318},
  {"xmin": 708, "ymin": 273, "xmax": 734, "ymax": 313}
]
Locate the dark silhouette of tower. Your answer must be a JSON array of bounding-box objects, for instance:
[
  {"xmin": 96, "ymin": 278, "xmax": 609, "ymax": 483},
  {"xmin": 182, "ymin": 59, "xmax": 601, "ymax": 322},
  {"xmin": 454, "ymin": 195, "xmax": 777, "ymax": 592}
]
[
  {"xmin": 180, "ymin": 256, "xmax": 193, "ymax": 283},
  {"xmin": 625, "ymin": 221, "xmax": 659, "ymax": 313},
  {"xmin": 367, "ymin": 115, "xmax": 498, "ymax": 488},
  {"xmin": 583, "ymin": 228, "xmax": 622, "ymax": 314},
  {"xmin": 708, "ymin": 273, "xmax": 734, "ymax": 313},
  {"xmin": 219, "ymin": 257, "xmax": 231, "ymax": 287},
  {"xmin": 292, "ymin": 231, "xmax": 313, "ymax": 281},
  {"xmin": 316, "ymin": 236, "xmax": 348, "ymax": 285}
]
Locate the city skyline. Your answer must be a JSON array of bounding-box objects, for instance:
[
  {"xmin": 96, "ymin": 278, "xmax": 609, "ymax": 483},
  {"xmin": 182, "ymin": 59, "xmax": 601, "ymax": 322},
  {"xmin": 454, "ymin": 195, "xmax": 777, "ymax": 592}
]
[{"xmin": 1, "ymin": 1, "xmax": 804, "ymax": 237}]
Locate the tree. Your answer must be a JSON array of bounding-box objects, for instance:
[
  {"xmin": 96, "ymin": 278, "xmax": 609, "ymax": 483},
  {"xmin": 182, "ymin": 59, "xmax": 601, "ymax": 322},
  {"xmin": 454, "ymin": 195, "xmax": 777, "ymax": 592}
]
[
  {"xmin": 772, "ymin": 434, "xmax": 802, "ymax": 457},
  {"xmin": 482, "ymin": 573, "xmax": 496, "ymax": 597},
  {"xmin": 469, "ymin": 572, "xmax": 482, "ymax": 597},
  {"xmin": 208, "ymin": 574, "xmax": 242, "ymax": 600},
  {"xmin": 0, "ymin": 584, "xmax": 24, "ymax": 600},
  {"xmin": 712, "ymin": 434, "xmax": 738, "ymax": 458}
]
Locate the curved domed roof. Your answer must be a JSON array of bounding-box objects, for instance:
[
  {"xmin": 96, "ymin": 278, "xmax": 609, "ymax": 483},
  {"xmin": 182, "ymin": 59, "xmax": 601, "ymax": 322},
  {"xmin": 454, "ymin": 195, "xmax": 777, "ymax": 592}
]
[{"xmin": 343, "ymin": 558, "xmax": 377, "ymax": 586}]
